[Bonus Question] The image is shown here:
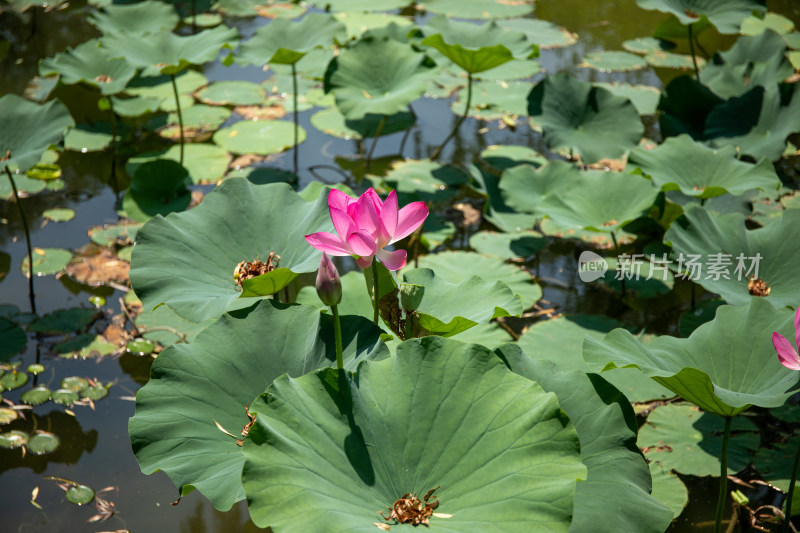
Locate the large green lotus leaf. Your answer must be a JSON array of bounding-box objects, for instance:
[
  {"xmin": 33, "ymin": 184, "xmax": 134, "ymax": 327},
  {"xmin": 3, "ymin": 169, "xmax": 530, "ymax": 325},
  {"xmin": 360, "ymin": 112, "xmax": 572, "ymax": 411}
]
[
  {"xmin": 39, "ymin": 39, "xmax": 136, "ymax": 95},
  {"xmin": 236, "ymin": 13, "xmax": 344, "ymax": 67},
  {"xmin": 380, "ymin": 159, "xmax": 468, "ymax": 204},
  {"xmin": 88, "ymin": 0, "xmax": 179, "ymax": 36},
  {"xmin": 102, "ymin": 25, "xmax": 239, "ymax": 77},
  {"xmin": 195, "ymin": 81, "xmax": 264, "ymax": 106},
  {"xmin": 0, "ymin": 95, "xmax": 73, "ymax": 175},
  {"xmin": 665, "ymin": 206, "xmax": 800, "ymax": 307},
  {"xmin": 401, "ymin": 268, "xmax": 522, "ymax": 337},
  {"xmin": 242, "ymin": 337, "xmax": 585, "ymax": 531},
  {"xmin": 635, "ymin": 0, "xmax": 766, "ymax": 34},
  {"xmin": 497, "ymin": 344, "xmax": 674, "ymax": 533},
  {"xmin": 412, "ymin": 251, "xmax": 541, "ymax": 308},
  {"xmin": 527, "ymin": 74, "xmax": 644, "ymax": 163},
  {"xmin": 498, "ymin": 160, "xmax": 582, "ymax": 216},
  {"xmin": 593, "ymin": 83, "xmax": 661, "ymax": 115},
  {"xmin": 699, "ymin": 30, "xmax": 792, "ymax": 99},
  {"xmin": 324, "ymin": 35, "xmax": 436, "ymax": 120},
  {"xmin": 455, "ymin": 78, "xmax": 531, "ymax": 120},
  {"xmin": 497, "ymin": 18, "xmax": 577, "ymax": 49},
  {"xmin": 711, "ymin": 85, "xmax": 800, "ymax": 161},
  {"xmin": 333, "ymin": 12, "xmax": 413, "ymax": 40},
  {"xmin": 537, "ymin": 170, "xmax": 658, "ymax": 234},
  {"xmin": 628, "ymin": 134, "xmax": 780, "ymax": 198},
  {"xmin": 423, "ymin": 0, "xmax": 534, "ymax": 19},
  {"xmin": 658, "ymin": 75, "xmax": 723, "ymax": 140},
  {"xmin": 129, "ymin": 179, "xmax": 333, "ymax": 323},
  {"xmin": 517, "ymin": 315, "xmax": 673, "ymax": 403},
  {"xmin": 638, "ymin": 403, "xmax": 760, "ymax": 476},
  {"xmin": 130, "ymin": 300, "xmax": 388, "ymax": 511},
  {"xmin": 420, "ymin": 16, "xmax": 533, "ymax": 74},
  {"xmin": 310, "ymin": 108, "xmax": 415, "ymax": 141},
  {"xmin": 213, "ymin": 119, "xmax": 305, "ymax": 155},
  {"xmin": 120, "ymin": 159, "xmax": 191, "ymax": 223},
  {"xmin": 582, "ymin": 299, "xmax": 800, "ymax": 416}
]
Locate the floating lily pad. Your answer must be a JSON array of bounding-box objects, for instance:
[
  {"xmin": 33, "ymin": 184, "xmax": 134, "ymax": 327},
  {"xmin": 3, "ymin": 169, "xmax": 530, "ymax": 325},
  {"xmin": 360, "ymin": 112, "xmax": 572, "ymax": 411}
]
[
  {"xmin": 21, "ymin": 386, "xmax": 51, "ymax": 406},
  {"xmin": 29, "ymin": 308, "xmax": 98, "ymax": 335},
  {"xmin": 497, "ymin": 18, "xmax": 578, "ymax": 49},
  {"xmin": 629, "ymin": 135, "xmax": 780, "ymax": 198},
  {"xmin": 593, "ymin": 83, "xmax": 661, "ymax": 115},
  {"xmin": 413, "ymin": 251, "xmax": 541, "ymax": 308},
  {"xmin": 480, "ymin": 144, "xmax": 546, "ymax": 172},
  {"xmin": 469, "ymin": 164, "xmax": 538, "ymax": 233},
  {"xmin": 639, "ymin": 403, "xmax": 760, "ymax": 476},
  {"xmin": 55, "ymin": 334, "xmax": 117, "ymax": 359},
  {"xmin": 310, "ymin": 108, "xmax": 414, "ymax": 140},
  {"xmin": 52, "ymin": 389, "xmax": 80, "ymax": 406},
  {"xmin": 130, "ymin": 179, "xmax": 334, "ymax": 323},
  {"xmin": 21, "ymin": 248, "xmax": 71, "ymax": 278},
  {"xmin": 665, "ymin": 207, "xmax": 800, "ymax": 307},
  {"xmin": 39, "ymin": 39, "xmax": 136, "ymax": 95},
  {"xmin": 649, "ymin": 461, "xmax": 689, "ymax": 518},
  {"xmin": 580, "ymin": 50, "xmax": 648, "ymax": 72},
  {"xmin": 127, "ymin": 339, "xmax": 155, "ymax": 355},
  {"xmin": 0, "ymin": 94, "xmax": 74, "ymax": 175},
  {"xmin": 741, "ymin": 12, "xmax": 794, "ymax": 35},
  {"xmin": 0, "ymin": 319, "xmax": 26, "ymax": 361},
  {"xmin": 381, "ymin": 159, "xmax": 468, "ymax": 204},
  {"xmin": 423, "ymin": 0, "xmax": 534, "ymax": 19},
  {"xmin": 196, "ymin": 81, "xmax": 265, "ymax": 106},
  {"xmin": 130, "ymin": 300, "xmax": 387, "ymax": 511},
  {"xmin": 26, "ymin": 364, "xmax": 44, "ymax": 374},
  {"xmin": 645, "ymin": 50, "xmax": 705, "ymax": 70},
  {"xmin": 27, "ymin": 431, "xmax": 60, "ymax": 455},
  {"xmin": 109, "ymin": 95, "xmax": 162, "ymax": 117},
  {"xmin": 583, "ymin": 299, "xmax": 800, "ymax": 416},
  {"xmin": 623, "ymin": 36, "xmax": 671, "ymax": 55},
  {"xmin": 88, "ymin": 223, "xmax": 140, "ymax": 247},
  {"xmin": 527, "ymin": 73, "xmax": 644, "ymax": 163},
  {"xmin": 0, "ymin": 371, "xmax": 28, "ymax": 391},
  {"xmin": 753, "ymin": 432, "xmax": 800, "ymax": 491},
  {"xmin": 468, "ymin": 230, "xmax": 546, "ymax": 260},
  {"xmin": 307, "ymin": 0, "xmax": 408, "ymax": 10},
  {"xmin": 82, "ymin": 384, "xmax": 109, "ymax": 401},
  {"xmin": 125, "ymin": 70, "xmax": 208, "ymax": 112},
  {"xmin": 213, "ymin": 120, "xmax": 304, "ymax": 155},
  {"xmin": 42, "ymin": 208, "xmax": 75, "ymax": 222},
  {"xmin": 102, "ymin": 25, "xmax": 238, "ymax": 77},
  {"xmin": 517, "ymin": 315, "xmax": 672, "ymax": 403},
  {"xmin": 183, "ymin": 13, "xmax": 223, "ymax": 27},
  {"xmin": 0, "ymin": 173, "xmax": 46, "ymax": 198},
  {"xmin": 65, "ymin": 484, "xmax": 94, "ymax": 505},
  {"xmin": 635, "ymin": 0, "xmax": 765, "ymax": 34},
  {"xmin": 325, "ymin": 35, "xmax": 435, "ymax": 120},
  {"xmin": 0, "ymin": 408, "xmax": 18, "ymax": 425},
  {"xmin": 61, "ymin": 376, "xmax": 89, "ymax": 393},
  {"xmin": 242, "ymin": 337, "xmax": 585, "ymax": 531},
  {"xmin": 127, "ymin": 144, "xmax": 230, "ymax": 185},
  {"xmin": 89, "ymin": 0, "xmax": 178, "ymax": 35},
  {"xmin": 453, "ymin": 78, "xmax": 531, "ymax": 120},
  {"xmin": 0, "ymin": 430, "xmax": 28, "ymax": 449}
]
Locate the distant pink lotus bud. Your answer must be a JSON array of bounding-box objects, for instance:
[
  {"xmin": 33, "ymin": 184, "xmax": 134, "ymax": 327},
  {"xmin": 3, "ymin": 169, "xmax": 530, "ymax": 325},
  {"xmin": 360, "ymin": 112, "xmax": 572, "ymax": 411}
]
[
  {"xmin": 305, "ymin": 188, "xmax": 429, "ymax": 271},
  {"xmin": 773, "ymin": 307, "xmax": 800, "ymax": 371},
  {"xmin": 316, "ymin": 252, "xmax": 342, "ymax": 307}
]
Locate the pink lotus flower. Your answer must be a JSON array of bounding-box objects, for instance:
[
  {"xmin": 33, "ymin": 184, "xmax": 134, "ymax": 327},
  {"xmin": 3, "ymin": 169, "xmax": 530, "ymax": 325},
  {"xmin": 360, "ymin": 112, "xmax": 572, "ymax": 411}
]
[
  {"xmin": 305, "ymin": 188, "xmax": 428, "ymax": 271},
  {"xmin": 772, "ymin": 307, "xmax": 800, "ymax": 370}
]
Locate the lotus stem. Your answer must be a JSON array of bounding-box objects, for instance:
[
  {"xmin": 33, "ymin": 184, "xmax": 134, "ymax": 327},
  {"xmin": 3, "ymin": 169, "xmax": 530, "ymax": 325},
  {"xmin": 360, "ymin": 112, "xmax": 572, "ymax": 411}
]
[
  {"xmin": 371, "ymin": 260, "xmax": 379, "ymax": 325},
  {"xmin": 5, "ymin": 167, "xmax": 36, "ymax": 315},
  {"xmin": 331, "ymin": 304, "xmax": 343, "ymax": 370},
  {"xmin": 292, "ymin": 62, "xmax": 299, "ymax": 176},
  {"xmin": 365, "ymin": 115, "xmax": 387, "ymax": 174},
  {"xmin": 431, "ymin": 71, "xmax": 472, "ymax": 161},
  {"xmin": 714, "ymin": 416, "xmax": 733, "ymax": 533},
  {"xmin": 170, "ymin": 73, "xmax": 185, "ymax": 166},
  {"xmin": 610, "ymin": 230, "xmax": 626, "ymax": 297},
  {"xmin": 782, "ymin": 433, "xmax": 800, "ymax": 533},
  {"xmin": 688, "ymin": 23, "xmax": 700, "ymax": 84}
]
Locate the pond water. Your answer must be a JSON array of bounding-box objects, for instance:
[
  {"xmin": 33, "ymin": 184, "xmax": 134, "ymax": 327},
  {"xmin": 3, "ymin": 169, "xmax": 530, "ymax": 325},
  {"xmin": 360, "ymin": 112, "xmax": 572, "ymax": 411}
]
[{"xmin": 1, "ymin": 0, "xmax": 799, "ymax": 531}]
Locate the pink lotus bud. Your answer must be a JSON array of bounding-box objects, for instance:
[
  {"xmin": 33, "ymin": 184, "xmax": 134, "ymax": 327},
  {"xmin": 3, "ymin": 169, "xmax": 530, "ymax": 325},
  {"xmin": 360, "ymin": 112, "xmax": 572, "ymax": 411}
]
[{"xmin": 316, "ymin": 252, "xmax": 342, "ymax": 307}]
